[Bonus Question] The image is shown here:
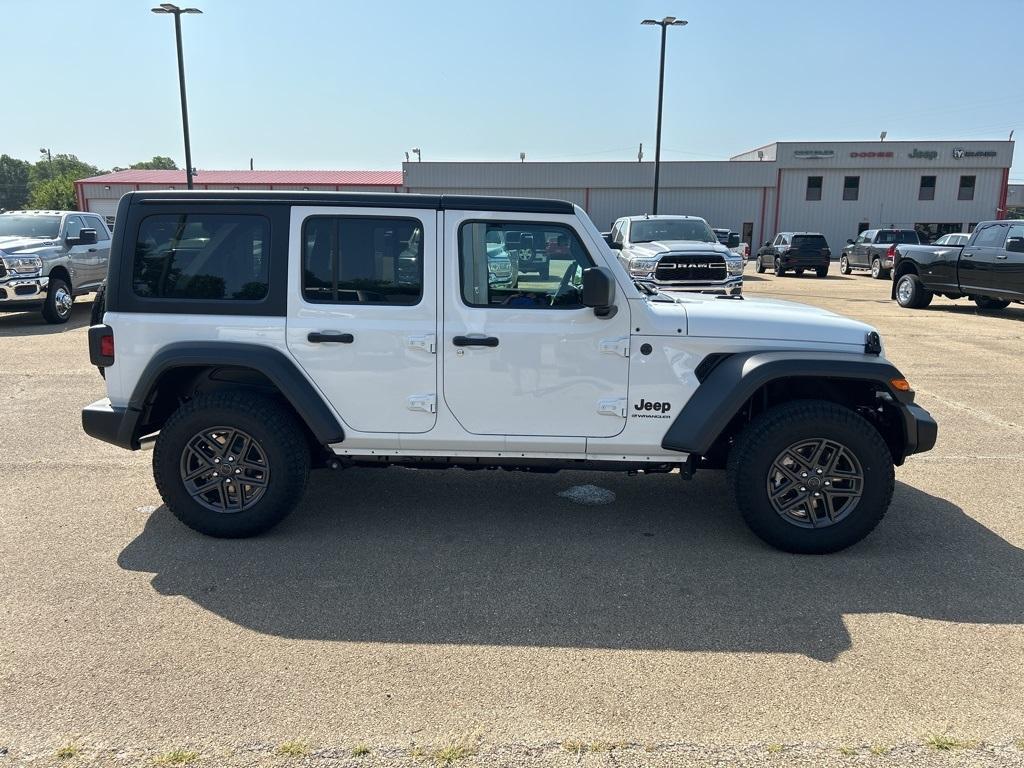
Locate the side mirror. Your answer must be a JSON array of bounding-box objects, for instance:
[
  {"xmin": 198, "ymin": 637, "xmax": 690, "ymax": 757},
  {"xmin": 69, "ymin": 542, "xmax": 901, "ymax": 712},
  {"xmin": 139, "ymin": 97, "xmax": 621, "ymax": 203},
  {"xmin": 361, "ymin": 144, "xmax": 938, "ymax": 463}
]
[
  {"xmin": 1006, "ymin": 237, "xmax": 1024, "ymax": 253},
  {"xmin": 727, "ymin": 233, "xmax": 741, "ymax": 248},
  {"xmin": 69, "ymin": 229, "xmax": 98, "ymax": 246},
  {"xmin": 763, "ymin": 241, "xmax": 771, "ymax": 248},
  {"xmin": 582, "ymin": 267, "xmax": 617, "ymax": 317},
  {"xmin": 846, "ymin": 238, "xmax": 855, "ymax": 245}
]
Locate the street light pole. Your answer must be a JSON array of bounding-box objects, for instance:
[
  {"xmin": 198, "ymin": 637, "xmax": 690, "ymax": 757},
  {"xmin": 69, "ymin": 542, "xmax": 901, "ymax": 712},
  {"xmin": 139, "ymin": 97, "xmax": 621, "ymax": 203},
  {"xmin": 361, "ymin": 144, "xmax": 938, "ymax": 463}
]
[
  {"xmin": 641, "ymin": 16, "xmax": 687, "ymax": 215},
  {"xmin": 152, "ymin": 3, "xmax": 202, "ymax": 190}
]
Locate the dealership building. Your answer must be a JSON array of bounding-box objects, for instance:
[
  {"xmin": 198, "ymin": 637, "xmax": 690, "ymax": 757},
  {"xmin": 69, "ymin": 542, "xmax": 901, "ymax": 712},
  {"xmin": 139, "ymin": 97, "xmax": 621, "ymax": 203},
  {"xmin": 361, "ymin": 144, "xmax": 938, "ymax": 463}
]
[{"xmin": 76, "ymin": 139, "xmax": 1014, "ymax": 249}]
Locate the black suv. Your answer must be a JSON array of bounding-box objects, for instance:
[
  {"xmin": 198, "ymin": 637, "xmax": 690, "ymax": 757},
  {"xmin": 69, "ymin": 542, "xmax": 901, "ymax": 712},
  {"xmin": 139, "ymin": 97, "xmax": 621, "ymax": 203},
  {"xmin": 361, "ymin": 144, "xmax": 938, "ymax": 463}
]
[{"xmin": 755, "ymin": 232, "xmax": 831, "ymax": 277}]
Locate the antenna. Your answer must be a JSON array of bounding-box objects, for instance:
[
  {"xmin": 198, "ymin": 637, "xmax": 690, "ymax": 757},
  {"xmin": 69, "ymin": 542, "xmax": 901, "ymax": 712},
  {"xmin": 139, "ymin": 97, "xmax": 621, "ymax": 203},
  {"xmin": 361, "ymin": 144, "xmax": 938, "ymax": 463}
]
[
  {"xmin": 1010, "ymin": 130, "xmax": 1015, "ymax": 142},
  {"xmin": 404, "ymin": 152, "xmax": 410, "ymax": 162},
  {"xmin": 879, "ymin": 131, "xmax": 887, "ymax": 142},
  {"xmin": 638, "ymin": 143, "xmax": 644, "ymax": 162},
  {"xmin": 520, "ymin": 152, "xmax": 526, "ymax": 162},
  {"xmin": 249, "ymin": 157, "xmax": 253, "ymax": 170}
]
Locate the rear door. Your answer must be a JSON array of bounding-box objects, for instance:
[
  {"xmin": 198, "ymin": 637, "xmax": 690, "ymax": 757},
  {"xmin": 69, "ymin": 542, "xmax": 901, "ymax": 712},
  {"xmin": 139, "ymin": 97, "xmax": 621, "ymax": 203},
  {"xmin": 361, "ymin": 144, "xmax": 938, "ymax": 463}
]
[
  {"xmin": 959, "ymin": 222, "xmax": 1008, "ymax": 295},
  {"xmin": 442, "ymin": 211, "xmax": 631, "ymax": 439},
  {"xmin": 1000, "ymin": 223, "xmax": 1024, "ymax": 299},
  {"xmin": 285, "ymin": 206, "xmax": 439, "ymax": 434}
]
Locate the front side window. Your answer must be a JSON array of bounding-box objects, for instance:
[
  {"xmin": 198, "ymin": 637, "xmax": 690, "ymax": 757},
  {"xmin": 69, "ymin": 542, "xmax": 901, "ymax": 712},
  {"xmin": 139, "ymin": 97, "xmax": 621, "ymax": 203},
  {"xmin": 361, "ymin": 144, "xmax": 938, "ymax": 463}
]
[
  {"xmin": 302, "ymin": 216, "xmax": 423, "ymax": 305},
  {"xmin": 843, "ymin": 176, "xmax": 860, "ymax": 201},
  {"xmin": 972, "ymin": 224, "xmax": 1007, "ymax": 248},
  {"xmin": 806, "ymin": 176, "xmax": 823, "ymax": 201},
  {"xmin": 85, "ymin": 216, "xmax": 110, "ymax": 240},
  {"xmin": 459, "ymin": 221, "xmax": 593, "ymax": 309},
  {"xmin": 133, "ymin": 213, "xmax": 269, "ymax": 301},
  {"xmin": 64, "ymin": 215, "xmax": 85, "ymax": 239},
  {"xmin": 958, "ymin": 175, "xmax": 976, "ymax": 201}
]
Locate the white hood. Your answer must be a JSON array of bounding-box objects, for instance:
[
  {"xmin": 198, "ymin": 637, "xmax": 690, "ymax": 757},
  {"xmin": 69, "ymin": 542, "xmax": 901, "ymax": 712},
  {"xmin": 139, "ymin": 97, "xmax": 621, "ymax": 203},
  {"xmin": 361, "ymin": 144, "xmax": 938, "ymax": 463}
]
[{"xmin": 641, "ymin": 293, "xmax": 874, "ymax": 348}]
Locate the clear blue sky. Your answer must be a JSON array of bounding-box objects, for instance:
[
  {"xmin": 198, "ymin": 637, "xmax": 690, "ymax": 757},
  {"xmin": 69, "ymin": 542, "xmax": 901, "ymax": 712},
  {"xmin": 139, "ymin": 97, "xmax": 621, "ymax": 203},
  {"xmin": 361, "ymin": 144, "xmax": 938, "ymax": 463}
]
[{"xmin": 8, "ymin": 0, "xmax": 1023, "ymax": 180}]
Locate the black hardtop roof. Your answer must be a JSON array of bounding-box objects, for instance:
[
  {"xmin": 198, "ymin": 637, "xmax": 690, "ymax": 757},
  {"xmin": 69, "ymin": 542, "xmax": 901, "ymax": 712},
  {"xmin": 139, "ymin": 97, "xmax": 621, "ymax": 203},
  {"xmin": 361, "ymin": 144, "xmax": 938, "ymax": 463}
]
[{"xmin": 128, "ymin": 189, "xmax": 576, "ymax": 214}]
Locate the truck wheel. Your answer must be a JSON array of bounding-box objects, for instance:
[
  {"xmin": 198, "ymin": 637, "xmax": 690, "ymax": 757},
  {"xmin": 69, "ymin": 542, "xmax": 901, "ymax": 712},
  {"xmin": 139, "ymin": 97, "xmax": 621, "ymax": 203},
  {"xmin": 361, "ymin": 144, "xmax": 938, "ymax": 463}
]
[
  {"xmin": 795, "ymin": 268, "xmax": 805, "ymax": 276},
  {"xmin": 815, "ymin": 266, "xmax": 828, "ymax": 278},
  {"xmin": 755, "ymin": 256, "xmax": 766, "ymax": 274},
  {"xmin": 974, "ymin": 297, "xmax": 1010, "ymax": 310},
  {"xmin": 839, "ymin": 255, "xmax": 851, "ymax": 275},
  {"xmin": 42, "ymin": 277, "xmax": 74, "ymax": 324},
  {"xmin": 726, "ymin": 400, "xmax": 894, "ymax": 554},
  {"xmin": 895, "ymin": 274, "xmax": 933, "ymax": 309},
  {"xmin": 153, "ymin": 391, "xmax": 311, "ymax": 538},
  {"xmin": 774, "ymin": 263, "xmax": 786, "ymax": 277},
  {"xmin": 870, "ymin": 258, "xmax": 884, "ymax": 279}
]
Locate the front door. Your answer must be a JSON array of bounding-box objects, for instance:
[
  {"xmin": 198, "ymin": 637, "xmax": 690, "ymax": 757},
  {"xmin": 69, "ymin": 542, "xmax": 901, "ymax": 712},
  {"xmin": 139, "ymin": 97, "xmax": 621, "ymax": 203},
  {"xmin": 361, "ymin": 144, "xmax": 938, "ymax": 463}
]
[
  {"xmin": 442, "ymin": 212, "xmax": 631, "ymax": 438},
  {"xmin": 64, "ymin": 215, "xmax": 103, "ymax": 291},
  {"xmin": 286, "ymin": 206, "xmax": 438, "ymax": 434}
]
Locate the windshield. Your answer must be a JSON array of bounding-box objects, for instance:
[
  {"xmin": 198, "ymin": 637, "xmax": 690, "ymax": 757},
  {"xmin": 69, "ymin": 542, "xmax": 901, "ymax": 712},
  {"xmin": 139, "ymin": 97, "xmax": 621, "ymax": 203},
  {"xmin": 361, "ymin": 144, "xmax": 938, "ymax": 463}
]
[
  {"xmin": 876, "ymin": 230, "xmax": 919, "ymax": 245},
  {"xmin": 630, "ymin": 218, "xmax": 716, "ymax": 244},
  {"xmin": 0, "ymin": 215, "xmax": 61, "ymax": 240}
]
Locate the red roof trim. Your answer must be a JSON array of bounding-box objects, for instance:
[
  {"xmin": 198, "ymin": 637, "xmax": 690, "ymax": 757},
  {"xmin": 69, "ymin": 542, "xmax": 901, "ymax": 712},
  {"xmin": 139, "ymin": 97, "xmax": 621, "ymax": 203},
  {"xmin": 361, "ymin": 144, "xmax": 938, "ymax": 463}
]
[{"xmin": 77, "ymin": 169, "xmax": 403, "ymax": 186}]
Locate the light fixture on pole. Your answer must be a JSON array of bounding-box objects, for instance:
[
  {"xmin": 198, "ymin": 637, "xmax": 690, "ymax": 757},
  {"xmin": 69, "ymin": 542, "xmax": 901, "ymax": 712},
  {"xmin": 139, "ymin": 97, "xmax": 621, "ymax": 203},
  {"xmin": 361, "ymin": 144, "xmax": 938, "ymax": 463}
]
[
  {"xmin": 641, "ymin": 15, "xmax": 687, "ymax": 214},
  {"xmin": 520, "ymin": 152, "xmax": 526, "ymax": 162},
  {"xmin": 151, "ymin": 3, "xmax": 202, "ymax": 190},
  {"xmin": 879, "ymin": 131, "xmax": 887, "ymax": 142},
  {"xmin": 411, "ymin": 148, "xmax": 422, "ymax": 162}
]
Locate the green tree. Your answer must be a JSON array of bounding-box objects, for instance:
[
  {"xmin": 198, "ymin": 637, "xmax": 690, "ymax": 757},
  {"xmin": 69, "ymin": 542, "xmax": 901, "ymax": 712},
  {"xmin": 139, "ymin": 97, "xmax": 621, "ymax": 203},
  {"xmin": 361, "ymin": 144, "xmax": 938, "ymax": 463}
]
[
  {"xmin": 0, "ymin": 154, "xmax": 31, "ymax": 210},
  {"xmin": 27, "ymin": 175, "xmax": 77, "ymax": 210},
  {"xmin": 30, "ymin": 153, "xmax": 101, "ymax": 185},
  {"xmin": 129, "ymin": 155, "xmax": 178, "ymax": 170}
]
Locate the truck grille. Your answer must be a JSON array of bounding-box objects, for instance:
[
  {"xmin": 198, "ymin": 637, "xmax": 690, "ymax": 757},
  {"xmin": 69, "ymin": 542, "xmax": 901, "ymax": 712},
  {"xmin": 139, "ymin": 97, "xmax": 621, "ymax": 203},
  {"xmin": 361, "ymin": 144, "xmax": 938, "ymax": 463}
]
[{"xmin": 655, "ymin": 253, "xmax": 727, "ymax": 282}]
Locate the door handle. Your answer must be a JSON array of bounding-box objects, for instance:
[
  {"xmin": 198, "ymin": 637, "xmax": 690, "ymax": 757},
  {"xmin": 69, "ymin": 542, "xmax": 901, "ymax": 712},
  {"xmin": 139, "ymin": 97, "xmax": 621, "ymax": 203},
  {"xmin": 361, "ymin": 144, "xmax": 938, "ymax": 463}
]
[
  {"xmin": 87, "ymin": 248, "xmax": 98, "ymax": 252},
  {"xmin": 996, "ymin": 254, "xmax": 1008, "ymax": 260},
  {"xmin": 962, "ymin": 252, "xmax": 973, "ymax": 258},
  {"xmin": 308, "ymin": 331, "xmax": 354, "ymax": 343},
  {"xmin": 452, "ymin": 335, "xmax": 499, "ymax": 347}
]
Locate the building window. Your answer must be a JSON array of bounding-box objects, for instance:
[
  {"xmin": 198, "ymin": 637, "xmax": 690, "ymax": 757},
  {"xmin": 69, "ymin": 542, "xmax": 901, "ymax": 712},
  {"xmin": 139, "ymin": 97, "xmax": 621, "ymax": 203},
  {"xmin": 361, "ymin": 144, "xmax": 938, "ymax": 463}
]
[
  {"xmin": 302, "ymin": 216, "xmax": 423, "ymax": 305},
  {"xmin": 858, "ymin": 221, "xmax": 870, "ymax": 234},
  {"xmin": 968, "ymin": 222, "xmax": 978, "ymax": 233},
  {"xmin": 919, "ymin": 175, "xmax": 936, "ymax": 201},
  {"xmin": 843, "ymin": 176, "xmax": 860, "ymax": 201},
  {"xmin": 958, "ymin": 175, "xmax": 976, "ymax": 201},
  {"xmin": 805, "ymin": 176, "xmax": 822, "ymax": 201}
]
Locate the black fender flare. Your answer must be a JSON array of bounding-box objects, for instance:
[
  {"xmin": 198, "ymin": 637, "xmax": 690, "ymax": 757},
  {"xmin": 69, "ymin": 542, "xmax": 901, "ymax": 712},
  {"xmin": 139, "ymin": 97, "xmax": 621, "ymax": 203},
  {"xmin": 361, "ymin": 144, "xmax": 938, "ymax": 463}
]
[
  {"xmin": 661, "ymin": 350, "xmax": 914, "ymax": 456},
  {"xmin": 128, "ymin": 342, "xmax": 345, "ymax": 446}
]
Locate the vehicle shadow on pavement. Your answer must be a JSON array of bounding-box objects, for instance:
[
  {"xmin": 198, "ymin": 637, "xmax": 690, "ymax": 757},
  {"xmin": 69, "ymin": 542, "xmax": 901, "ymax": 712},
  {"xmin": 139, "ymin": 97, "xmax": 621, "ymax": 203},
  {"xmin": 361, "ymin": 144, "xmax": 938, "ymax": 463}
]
[
  {"xmin": 920, "ymin": 304, "xmax": 1024, "ymax": 322},
  {"xmin": 118, "ymin": 470, "xmax": 1024, "ymax": 662},
  {"xmin": 0, "ymin": 305, "xmax": 92, "ymax": 336}
]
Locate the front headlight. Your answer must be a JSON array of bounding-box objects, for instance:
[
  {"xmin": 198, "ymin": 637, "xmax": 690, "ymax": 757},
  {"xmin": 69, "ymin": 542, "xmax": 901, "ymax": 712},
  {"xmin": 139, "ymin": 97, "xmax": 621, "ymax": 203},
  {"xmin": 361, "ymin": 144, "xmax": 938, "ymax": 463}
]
[
  {"xmin": 1, "ymin": 255, "xmax": 43, "ymax": 275},
  {"xmin": 726, "ymin": 258, "xmax": 744, "ymax": 276},
  {"xmin": 629, "ymin": 258, "xmax": 659, "ymax": 274}
]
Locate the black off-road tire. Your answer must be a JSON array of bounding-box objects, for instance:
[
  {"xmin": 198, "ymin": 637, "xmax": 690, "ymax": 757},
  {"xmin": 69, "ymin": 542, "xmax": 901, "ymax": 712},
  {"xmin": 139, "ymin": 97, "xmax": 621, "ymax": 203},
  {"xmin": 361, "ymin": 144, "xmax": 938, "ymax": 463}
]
[
  {"xmin": 795, "ymin": 268, "xmax": 805, "ymax": 276},
  {"xmin": 153, "ymin": 391, "xmax": 311, "ymax": 538},
  {"xmin": 726, "ymin": 400, "xmax": 895, "ymax": 554},
  {"xmin": 90, "ymin": 283, "xmax": 106, "ymax": 327},
  {"xmin": 974, "ymin": 296, "xmax": 1010, "ymax": 310},
  {"xmin": 774, "ymin": 263, "xmax": 786, "ymax": 277},
  {"xmin": 816, "ymin": 266, "xmax": 828, "ymax": 278},
  {"xmin": 895, "ymin": 274, "xmax": 933, "ymax": 309},
  {"xmin": 42, "ymin": 277, "xmax": 74, "ymax": 324}
]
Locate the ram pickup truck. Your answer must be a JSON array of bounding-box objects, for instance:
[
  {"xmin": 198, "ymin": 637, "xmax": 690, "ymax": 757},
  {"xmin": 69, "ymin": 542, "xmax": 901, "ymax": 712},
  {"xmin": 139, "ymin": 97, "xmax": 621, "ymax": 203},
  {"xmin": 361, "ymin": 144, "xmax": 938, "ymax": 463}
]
[
  {"xmin": 891, "ymin": 220, "xmax": 1024, "ymax": 310},
  {"xmin": 83, "ymin": 190, "xmax": 936, "ymax": 554},
  {"xmin": 0, "ymin": 210, "xmax": 111, "ymax": 323},
  {"xmin": 840, "ymin": 229, "xmax": 920, "ymax": 279},
  {"xmin": 607, "ymin": 214, "xmax": 744, "ymax": 295}
]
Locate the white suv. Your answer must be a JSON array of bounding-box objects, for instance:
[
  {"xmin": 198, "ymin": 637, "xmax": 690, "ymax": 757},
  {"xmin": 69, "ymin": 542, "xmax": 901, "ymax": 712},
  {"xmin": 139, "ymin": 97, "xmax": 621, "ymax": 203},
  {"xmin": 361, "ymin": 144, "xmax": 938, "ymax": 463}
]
[{"xmin": 82, "ymin": 191, "xmax": 936, "ymax": 554}]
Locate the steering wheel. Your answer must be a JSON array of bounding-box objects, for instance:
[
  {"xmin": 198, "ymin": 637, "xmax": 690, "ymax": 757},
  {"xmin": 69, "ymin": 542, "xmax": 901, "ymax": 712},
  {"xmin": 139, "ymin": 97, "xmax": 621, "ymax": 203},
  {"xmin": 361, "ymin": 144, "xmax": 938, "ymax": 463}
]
[{"xmin": 550, "ymin": 261, "xmax": 583, "ymax": 307}]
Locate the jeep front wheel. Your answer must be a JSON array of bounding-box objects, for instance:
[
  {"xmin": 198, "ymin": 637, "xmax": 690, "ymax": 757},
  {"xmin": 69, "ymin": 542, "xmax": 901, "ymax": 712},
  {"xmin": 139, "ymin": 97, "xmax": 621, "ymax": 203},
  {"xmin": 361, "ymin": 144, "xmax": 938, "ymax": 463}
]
[
  {"xmin": 153, "ymin": 392, "xmax": 310, "ymax": 537},
  {"xmin": 726, "ymin": 400, "xmax": 894, "ymax": 554}
]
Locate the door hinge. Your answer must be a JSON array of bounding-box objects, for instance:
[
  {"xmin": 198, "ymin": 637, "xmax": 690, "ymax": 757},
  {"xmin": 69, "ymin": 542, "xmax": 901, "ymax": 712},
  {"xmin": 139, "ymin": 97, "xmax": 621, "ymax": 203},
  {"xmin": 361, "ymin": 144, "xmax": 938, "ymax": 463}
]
[
  {"xmin": 407, "ymin": 334, "xmax": 437, "ymax": 354},
  {"xmin": 407, "ymin": 394, "xmax": 437, "ymax": 413},
  {"xmin": 599, "ymin": 336, "xmax": 630, "ymax": 357},
  {"xmin": 597, "ymin": 397, "xmax": 627, "ymax": 418}
]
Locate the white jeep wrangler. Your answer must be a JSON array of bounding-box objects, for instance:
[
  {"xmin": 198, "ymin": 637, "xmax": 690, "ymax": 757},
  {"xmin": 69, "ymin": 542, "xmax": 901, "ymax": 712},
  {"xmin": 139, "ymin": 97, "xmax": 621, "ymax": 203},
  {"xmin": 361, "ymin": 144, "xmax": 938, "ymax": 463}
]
[{"xmin": 82, "ymin": 191, "xmax": 936, "ymax": 554}]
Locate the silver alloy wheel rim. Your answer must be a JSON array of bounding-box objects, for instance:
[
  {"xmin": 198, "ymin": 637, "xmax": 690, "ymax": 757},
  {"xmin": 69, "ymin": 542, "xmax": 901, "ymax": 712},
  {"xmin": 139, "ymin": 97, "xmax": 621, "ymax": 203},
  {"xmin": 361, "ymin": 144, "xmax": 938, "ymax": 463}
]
[
  {"xmin": 766, "ymin": 438, "xmax": 864, "ymax": 529},
  {"xmin": 841, "ymin": 256, "xmax": 848, "ymax": 272},
  {"xmin": 179, "ymin": 426, "xmax": 270, "ymax": 513},
  {"xmin": 54, "ymin": 287, "xmax": 73, "ymax": 317},
  {"xmin": 872, "ymin": 260, "xmax": 880, "ymax": 277},
  {"xmin": 897, "ymin": 276, "xmax": 914, "ymax": 304}
]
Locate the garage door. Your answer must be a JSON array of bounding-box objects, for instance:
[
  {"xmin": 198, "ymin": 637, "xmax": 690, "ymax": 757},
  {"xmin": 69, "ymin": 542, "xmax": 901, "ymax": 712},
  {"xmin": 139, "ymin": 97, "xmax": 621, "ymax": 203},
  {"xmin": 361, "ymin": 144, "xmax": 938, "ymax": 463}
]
[{"xmin": 86, "ymin": 199, "xmax": 119, "ymax": 218}]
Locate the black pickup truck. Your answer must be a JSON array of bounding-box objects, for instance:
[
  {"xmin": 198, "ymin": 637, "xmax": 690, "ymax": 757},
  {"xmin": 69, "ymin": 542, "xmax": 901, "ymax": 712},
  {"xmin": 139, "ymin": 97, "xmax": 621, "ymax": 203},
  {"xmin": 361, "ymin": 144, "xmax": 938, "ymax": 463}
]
[{"xmin": 891, "ymin": 220, "xmax": 1024, "ymax": 310}]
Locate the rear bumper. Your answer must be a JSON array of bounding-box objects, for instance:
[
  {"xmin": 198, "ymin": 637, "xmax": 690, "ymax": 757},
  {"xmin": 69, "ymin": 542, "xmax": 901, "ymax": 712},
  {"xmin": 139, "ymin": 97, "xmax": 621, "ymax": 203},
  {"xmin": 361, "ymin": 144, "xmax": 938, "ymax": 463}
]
[
  {"xmin": 778, "ymin": 255, "xmax": 829, "ymax": 269},
  {"xmin": 82, "ymin": 398, "xmax": 141, "ymax": 450},
  {"xmin": 900, "ymin": 402, "xmax": 938, "ymax": 458}
]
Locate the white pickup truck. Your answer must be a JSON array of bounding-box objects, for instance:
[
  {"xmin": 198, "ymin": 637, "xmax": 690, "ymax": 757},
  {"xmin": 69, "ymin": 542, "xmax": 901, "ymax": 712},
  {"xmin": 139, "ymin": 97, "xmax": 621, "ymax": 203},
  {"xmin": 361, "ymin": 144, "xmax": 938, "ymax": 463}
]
[{"xmin": 82, "ymin": 191, "xmax": 936, "ymax": 554}]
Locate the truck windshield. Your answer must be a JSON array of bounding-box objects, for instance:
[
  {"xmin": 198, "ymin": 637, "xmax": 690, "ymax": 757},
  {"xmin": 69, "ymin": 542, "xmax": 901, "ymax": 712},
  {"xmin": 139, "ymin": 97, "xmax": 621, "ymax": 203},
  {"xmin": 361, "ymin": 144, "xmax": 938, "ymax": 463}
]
[
  {"xmin": 0, "ymin": 215, "xmax": 61, "ymax": 239},
  {"xmin": 876, "ymin": 230, "xmax": 919, "ymax": 244},
  {"xmin": 630, "ymin": 219, "xmax": 717, "ymax": 244}
]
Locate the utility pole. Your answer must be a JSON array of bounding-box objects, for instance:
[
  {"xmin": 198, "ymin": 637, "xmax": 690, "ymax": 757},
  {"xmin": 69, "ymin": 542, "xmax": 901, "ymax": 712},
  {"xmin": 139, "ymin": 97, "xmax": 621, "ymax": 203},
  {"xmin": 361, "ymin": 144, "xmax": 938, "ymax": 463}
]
[{"xmin": 641, "ymin": 16, "xmax": 687, "ymax": 214}]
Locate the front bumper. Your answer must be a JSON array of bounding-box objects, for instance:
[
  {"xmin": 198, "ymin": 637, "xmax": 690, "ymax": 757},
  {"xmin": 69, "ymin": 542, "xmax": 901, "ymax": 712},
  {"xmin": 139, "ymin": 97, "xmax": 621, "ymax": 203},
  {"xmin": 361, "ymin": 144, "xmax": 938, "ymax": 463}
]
[
  {"xmin": 82, "ymin": 398, "xmax": 142, "ymax": 450},
  {"xmin": 900, "ymin": 402, "xmax": 938, "ymax": 458},
  {"xmin": 0, "ymin": 275, "xmax": 48, "ymax": 305}
]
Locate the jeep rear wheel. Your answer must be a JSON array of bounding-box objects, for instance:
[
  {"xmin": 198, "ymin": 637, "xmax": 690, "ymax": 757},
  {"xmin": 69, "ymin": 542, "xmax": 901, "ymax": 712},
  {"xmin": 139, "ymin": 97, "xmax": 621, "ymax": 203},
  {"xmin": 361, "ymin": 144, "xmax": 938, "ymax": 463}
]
[
  {"xmin": 726, "ymin": 400, "xmax": 894, "ymax": 554},
  {"xmin": 896, "ymin": 274, "xmax": 933, "ymax": 309},
  {"xmin": 153, "ymin": 392, "xmax": 310, "ymax": 537}
]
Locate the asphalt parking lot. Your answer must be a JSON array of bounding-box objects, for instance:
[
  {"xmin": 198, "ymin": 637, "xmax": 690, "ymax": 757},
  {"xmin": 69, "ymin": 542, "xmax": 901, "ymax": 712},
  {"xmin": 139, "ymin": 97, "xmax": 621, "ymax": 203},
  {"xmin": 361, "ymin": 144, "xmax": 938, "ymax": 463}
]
[{"xmin": 2, "ymin": 269, "xmax": 1024, "ymax": 767}]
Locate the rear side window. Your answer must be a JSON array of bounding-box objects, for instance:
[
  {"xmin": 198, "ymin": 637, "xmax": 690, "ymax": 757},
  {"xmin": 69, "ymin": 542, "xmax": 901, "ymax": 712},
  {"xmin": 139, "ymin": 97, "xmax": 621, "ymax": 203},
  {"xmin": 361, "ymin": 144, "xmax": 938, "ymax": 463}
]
[
  {"xmin": 133, "ymin": 214, "xmax": 269, "ymax": 301},
  {"xmin": 302, "ymin": 216, "xmax": 422, "ymax": 305},
  {"xmin": 875, "ymin": 230, "xmax": 919, "ymax": 245},
  {"xmin": 792, "ymin": 235, "xmax": 828, "ymax": 250}
]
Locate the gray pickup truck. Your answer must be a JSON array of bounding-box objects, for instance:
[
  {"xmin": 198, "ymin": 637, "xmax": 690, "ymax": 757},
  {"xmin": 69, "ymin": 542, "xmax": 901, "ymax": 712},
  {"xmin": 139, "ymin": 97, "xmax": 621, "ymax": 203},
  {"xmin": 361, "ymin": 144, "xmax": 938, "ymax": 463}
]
[
  {"xmin": 839, "ymin": 228, "xmax": 920, "ymax": 279},
  {"xmin": 0, "ymin": 210, "xmax": 111, "ymax": 323}
]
